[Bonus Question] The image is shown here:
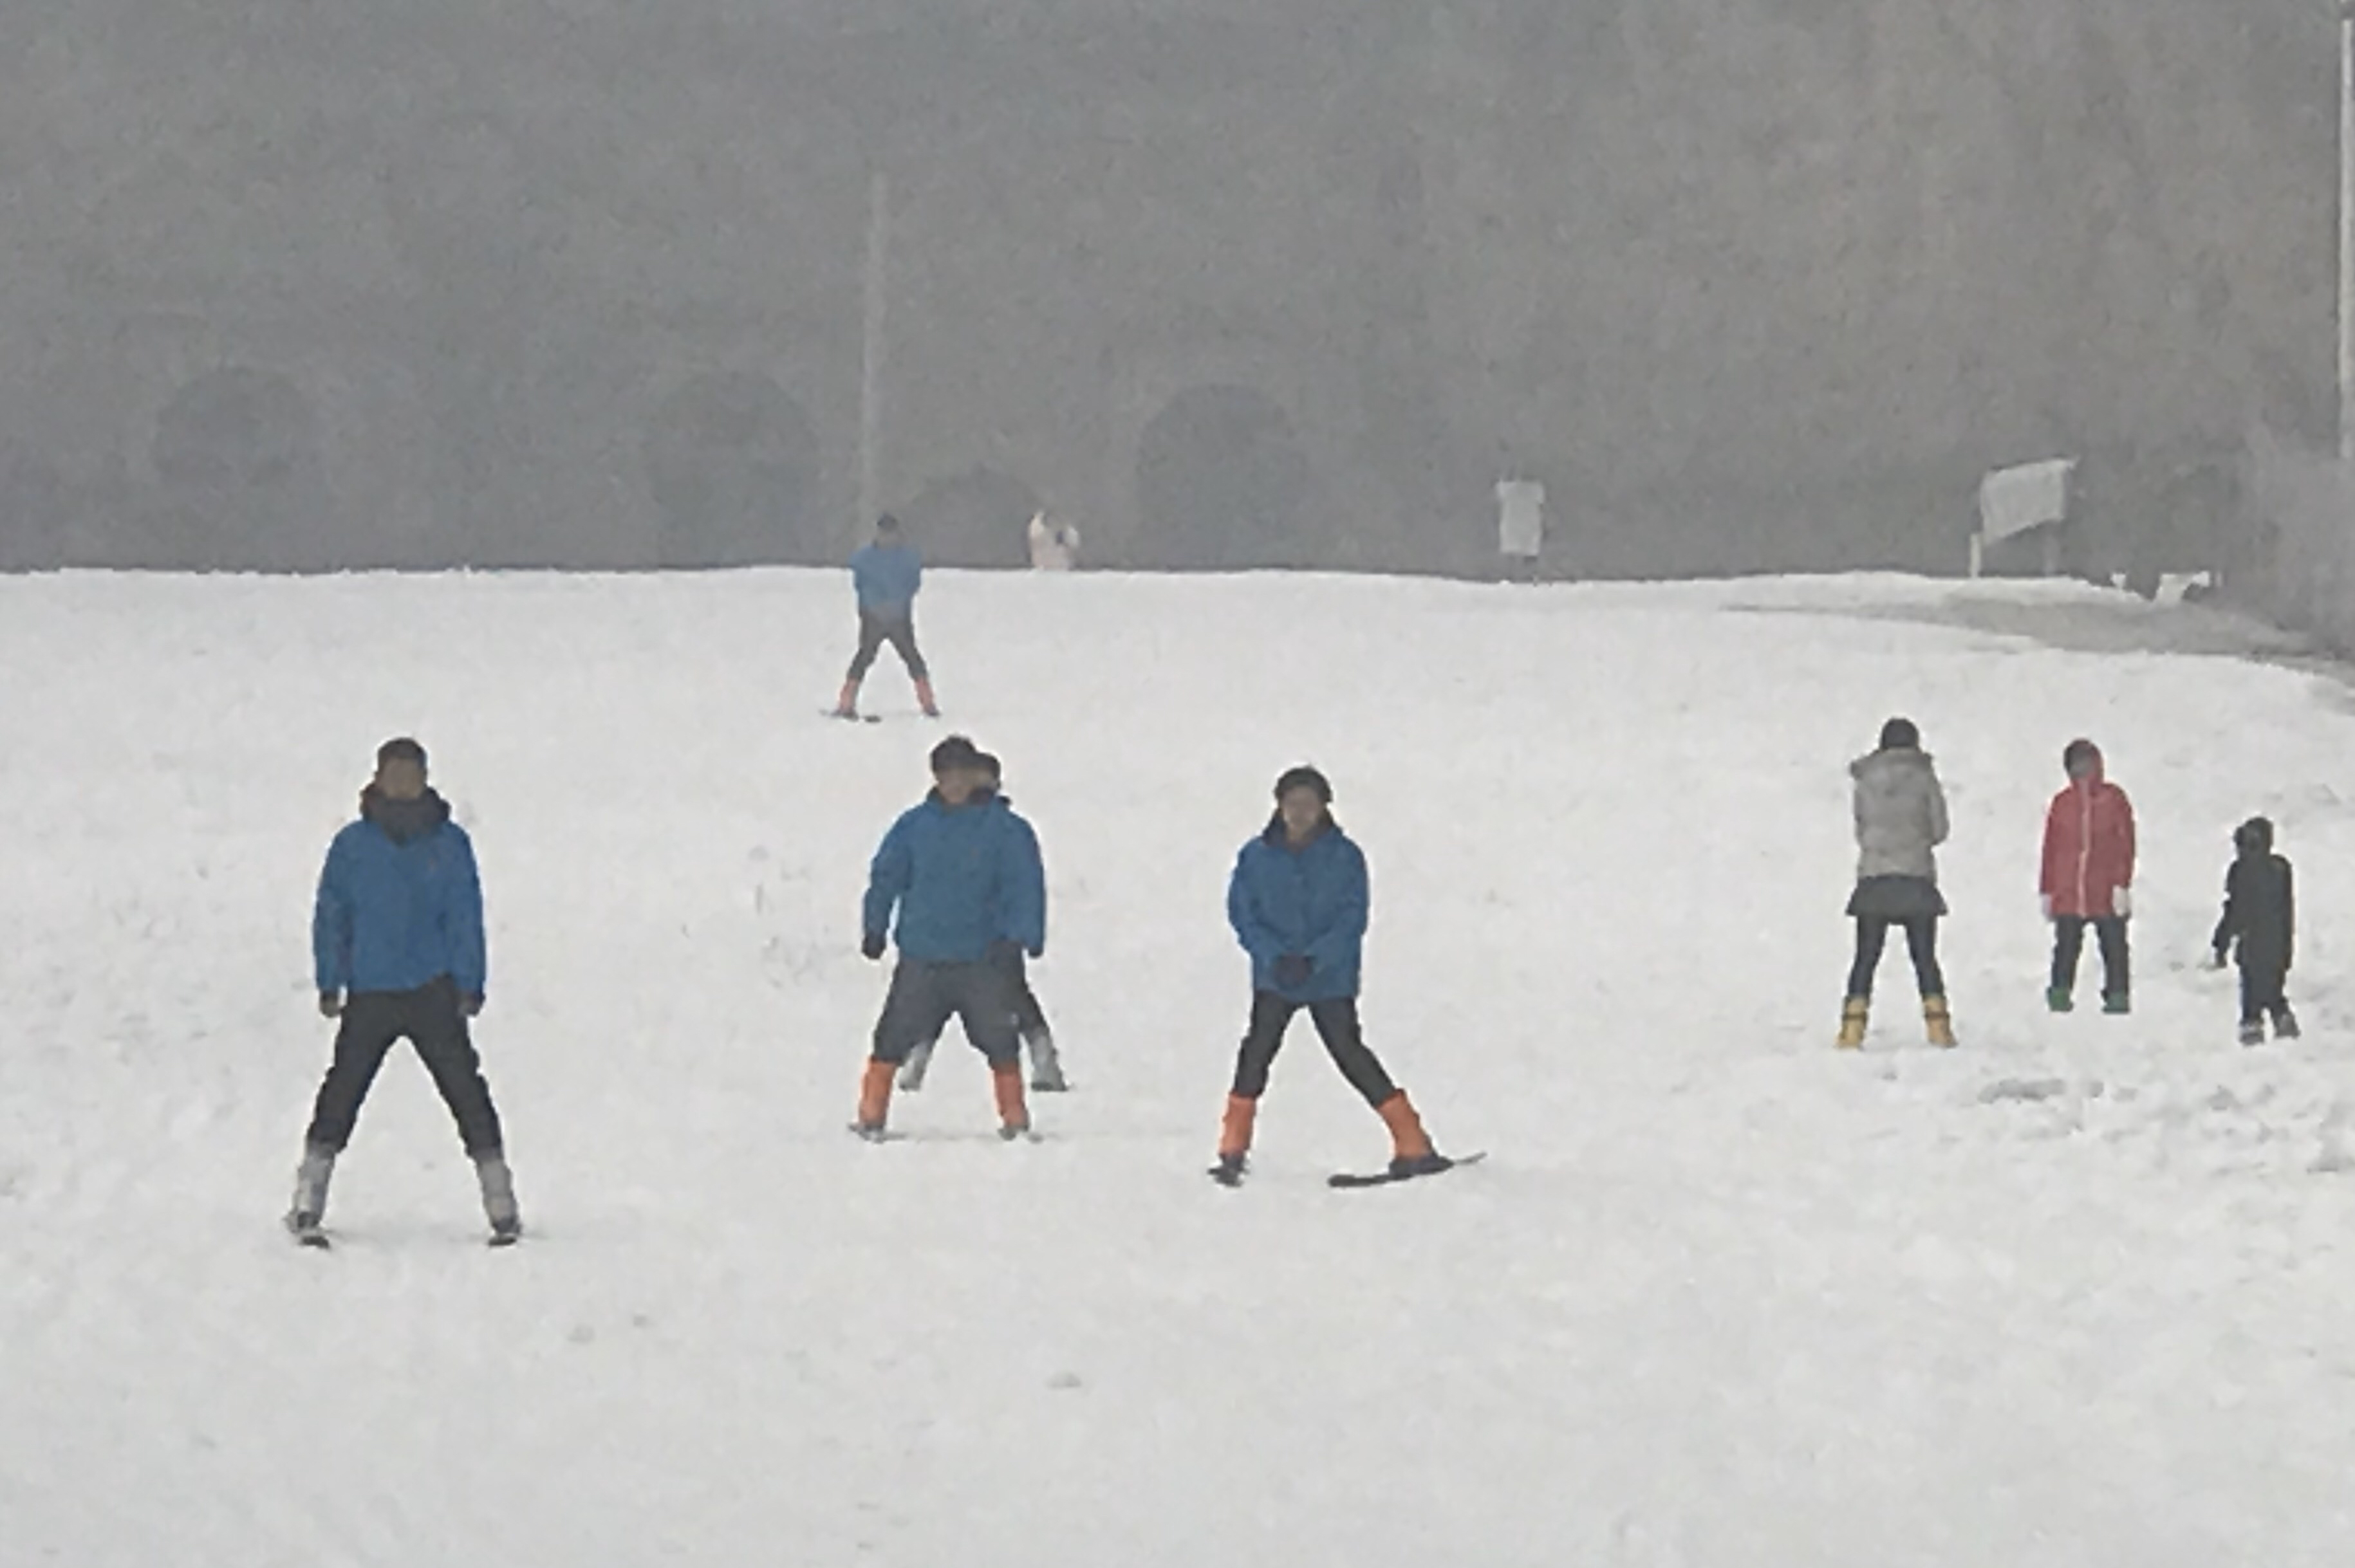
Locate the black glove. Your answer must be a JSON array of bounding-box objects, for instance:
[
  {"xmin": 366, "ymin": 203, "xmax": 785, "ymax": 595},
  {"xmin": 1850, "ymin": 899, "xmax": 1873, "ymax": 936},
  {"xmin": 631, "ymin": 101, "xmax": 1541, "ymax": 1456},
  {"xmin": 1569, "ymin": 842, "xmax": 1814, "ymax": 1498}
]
[
  {"xmin": 318, "ymin": 990, "xmax": 344, "ymax": 1020},
  {"xmin": 1274, "ymin": 954, "xmax": 1314, "ymax": 989},
  {"xmin": 862, "ymin": 930, "xmax": 888, "ymax": 962},
  {"xmin": 461, "ymin": 993, "xmax": 486, "ymax": 1019}
]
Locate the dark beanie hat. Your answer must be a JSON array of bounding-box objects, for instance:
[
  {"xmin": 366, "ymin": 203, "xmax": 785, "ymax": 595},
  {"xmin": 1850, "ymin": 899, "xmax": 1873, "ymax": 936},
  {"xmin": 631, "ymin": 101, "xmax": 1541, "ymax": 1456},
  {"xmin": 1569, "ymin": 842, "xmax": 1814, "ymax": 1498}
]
[
  {"xmin": 1877, "ymin": 717, "xmax": 1919, "ymax": 752},
  {"xmin": 1274, "ymin": 764, "xmax": 1333, "ymax": 804},
  {"xmin": 929, "ymin": 734, "xmax": 983, "ymax": 773},
  {"xmin": 877, "ymin": 512, "xmax": 902, "ymax": 534},
  {"xmin": 377, "ymin": 736, "xmax": 427, "ymax": 768}
]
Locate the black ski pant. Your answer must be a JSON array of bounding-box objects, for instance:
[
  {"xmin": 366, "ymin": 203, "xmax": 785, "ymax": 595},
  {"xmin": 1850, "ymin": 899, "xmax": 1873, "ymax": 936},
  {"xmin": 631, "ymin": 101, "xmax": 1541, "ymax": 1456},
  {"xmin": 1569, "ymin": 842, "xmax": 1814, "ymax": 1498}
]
[
  {"xmin": 1847, "ymin": 916, "xmax": 1944, "ymax": 1001},
  {"xmin": 2051, "ymin": 916, "xmax": 2130, "ymax": 999},
  {"xmin": 304, "ymin": 978, "xmax": 505, "ymax": 1158},
  {"xmin": 2239, "ymin": 960, "xmax": 2291, "ymax": 1026},
  {"xmin": 873, "ymin": 958, "xmax": 1020, "ymax": 1067},
  {"xmin": 1229, "ymin": 992, "xmax": 1398, "ymax": 1107},
  {"xmin": 846, "ymin": 609, "xmax": 928, "ymax": 681}
]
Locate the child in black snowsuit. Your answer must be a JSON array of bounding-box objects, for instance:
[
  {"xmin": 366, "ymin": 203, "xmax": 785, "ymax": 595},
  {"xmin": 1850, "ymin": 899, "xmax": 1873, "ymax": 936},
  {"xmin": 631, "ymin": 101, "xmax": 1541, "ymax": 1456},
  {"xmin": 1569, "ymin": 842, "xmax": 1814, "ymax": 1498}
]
[{"xmin": 2210, "ymin": 816, "xmax": 2298, "ymax": 1046}]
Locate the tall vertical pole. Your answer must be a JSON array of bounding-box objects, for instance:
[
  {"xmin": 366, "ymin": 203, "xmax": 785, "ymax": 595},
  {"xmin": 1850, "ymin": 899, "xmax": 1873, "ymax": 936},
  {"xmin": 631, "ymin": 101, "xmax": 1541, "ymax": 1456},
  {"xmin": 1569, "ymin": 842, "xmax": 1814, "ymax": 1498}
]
[
  {"xmin": 859, "ymin": 169, "xmax": 890, "ymax": 530},
  {"xmin": 2339, "ymin": 3, "xmax": 2354, "ymax": 462}
]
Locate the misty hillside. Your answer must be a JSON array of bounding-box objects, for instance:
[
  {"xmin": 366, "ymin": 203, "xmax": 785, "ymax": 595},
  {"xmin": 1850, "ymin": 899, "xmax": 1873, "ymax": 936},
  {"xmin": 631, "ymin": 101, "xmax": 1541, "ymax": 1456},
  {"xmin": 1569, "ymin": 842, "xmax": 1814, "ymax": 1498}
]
[{"xmin": 0, "ymin": 0, "xmax": 2332, "ymax": 573}]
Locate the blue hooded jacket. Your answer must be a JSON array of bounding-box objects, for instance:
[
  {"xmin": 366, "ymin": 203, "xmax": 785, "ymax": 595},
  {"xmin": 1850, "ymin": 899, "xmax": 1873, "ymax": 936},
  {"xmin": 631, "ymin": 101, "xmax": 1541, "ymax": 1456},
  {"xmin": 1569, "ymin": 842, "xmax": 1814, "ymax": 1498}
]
[
  {"xmin": 313, "ymin": 790, "xmax": 487, "ymax": 997},
  {"xmin": 864, "ymin": 793, "xmax": 1047, "ymax": 963},
  {"xmin": 850, "ymin": 542, "xmax": 923, "ymax": 614},
  {"xmin": 1227, "ymin": 815, "xmax": 1367, "ymax": 1002}
]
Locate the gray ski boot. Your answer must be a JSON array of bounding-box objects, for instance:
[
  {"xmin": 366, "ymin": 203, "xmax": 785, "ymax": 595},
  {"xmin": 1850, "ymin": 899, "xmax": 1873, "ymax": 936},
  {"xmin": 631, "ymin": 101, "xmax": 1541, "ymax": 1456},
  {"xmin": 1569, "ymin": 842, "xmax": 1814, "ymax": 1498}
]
[
  {"xmin": 1025, "ymin": 1027, "xmax": 1068, "ymax": 1092},
  {"xmin": 898, "ymin": 1037, "xmax": 936, "ymax": 1092},
  {"xmin": 284, "ymin": 1143, "xmax": 335, "ymax": 1244},
  {"xmin": 476, "ymin": 1153, "xmax": 523, "ymax": 1246}
]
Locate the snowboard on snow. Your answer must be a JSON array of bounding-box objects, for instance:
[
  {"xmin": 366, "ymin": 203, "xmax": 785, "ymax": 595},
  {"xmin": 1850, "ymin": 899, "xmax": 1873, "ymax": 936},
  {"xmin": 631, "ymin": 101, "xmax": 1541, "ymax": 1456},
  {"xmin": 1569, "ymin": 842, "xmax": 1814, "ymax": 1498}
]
[
  {"xmin": 1326, "ymin": 1151, "xmax": 1487, "ymax": 1189},
  {"xmin": 1207, "ymin": 1151, "xmax": 1487, "ymax": 1189}
]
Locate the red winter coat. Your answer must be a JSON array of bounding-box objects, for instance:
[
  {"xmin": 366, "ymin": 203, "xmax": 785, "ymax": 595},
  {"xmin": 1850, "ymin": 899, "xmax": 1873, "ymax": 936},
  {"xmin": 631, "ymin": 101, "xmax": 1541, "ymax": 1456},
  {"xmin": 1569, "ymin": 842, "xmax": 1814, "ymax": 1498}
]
[{"xmin": 2040, "ymin": 748, "xmax": 2136, "ymax": 919}]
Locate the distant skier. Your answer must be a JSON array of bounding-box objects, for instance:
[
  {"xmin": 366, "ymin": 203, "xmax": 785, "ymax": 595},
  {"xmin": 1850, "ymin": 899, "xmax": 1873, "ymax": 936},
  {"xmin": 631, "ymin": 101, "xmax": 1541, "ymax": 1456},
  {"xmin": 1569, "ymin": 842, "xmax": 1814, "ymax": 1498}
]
[
  {"xmin": 2040, "ymin": 737, "xmax": 2137, "ymax": 1013},
  {"xmin": 1838, "ymin": 717, "xmax": 1955, "ymax": 1049},
  {"xmin": 833, "ymin": 513, "xmax": 939, "ymax": 720},
  {"xmin": 1211, "ymin": 766, "xmax": 1450, "ymax": 1185},
  {"xmin": 2210, "ymin": 815, "xmax": 2298, "ymax": 1046},
  {"xmin": 291, "ymin": 738, "xmax": 519, "ymax": 1245},
  {"xmin": 1026, "ymin": 511, "xmax": 1079, "ymax": 571},
  {"xmin": 897, "ymin": 752, "xmax": 1066, "ymax": 1093},
  {"xmin": 853, "ymin": 735, "xmax": 1047, "ymax": 1141}
]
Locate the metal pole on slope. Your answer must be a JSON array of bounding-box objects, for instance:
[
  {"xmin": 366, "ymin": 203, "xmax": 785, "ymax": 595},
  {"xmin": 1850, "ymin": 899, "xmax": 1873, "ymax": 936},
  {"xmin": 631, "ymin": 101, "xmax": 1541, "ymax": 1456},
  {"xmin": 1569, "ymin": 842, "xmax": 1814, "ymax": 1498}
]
[
  {"xmin": 859, "ymin": 169, "xmax": 890, "ymax": 531},
  {"xmin": 2340, "ymin": 1, "xmax": 2354, "ymax": 463}
]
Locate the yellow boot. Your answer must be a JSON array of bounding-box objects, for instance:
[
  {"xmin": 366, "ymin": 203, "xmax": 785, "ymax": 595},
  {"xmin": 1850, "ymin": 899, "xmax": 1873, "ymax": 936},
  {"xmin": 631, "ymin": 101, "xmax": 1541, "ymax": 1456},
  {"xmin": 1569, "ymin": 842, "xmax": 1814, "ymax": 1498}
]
[
  {"xmin": 1924, "ymin": 995, "xmax": 1957, "ymax": 1049},
  {"xmin": 1837, "ymin": 997, "xmax": 1868, "ymax": 1049}
]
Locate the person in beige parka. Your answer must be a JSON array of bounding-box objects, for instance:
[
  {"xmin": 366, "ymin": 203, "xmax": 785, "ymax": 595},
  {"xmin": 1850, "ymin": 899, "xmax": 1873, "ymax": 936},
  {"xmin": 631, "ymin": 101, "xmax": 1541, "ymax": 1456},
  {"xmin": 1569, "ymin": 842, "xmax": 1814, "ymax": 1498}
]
[{"xmin": 1841, "ymin": 717, "xmax": 1955, "ymax": 1049}]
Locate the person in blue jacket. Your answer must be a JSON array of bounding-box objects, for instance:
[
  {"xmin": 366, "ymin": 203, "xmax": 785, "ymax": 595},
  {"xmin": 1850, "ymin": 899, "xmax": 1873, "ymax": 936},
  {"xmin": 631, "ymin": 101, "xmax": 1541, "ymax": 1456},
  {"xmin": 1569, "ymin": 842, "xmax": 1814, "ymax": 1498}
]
[
  {"xmin": 288, "ymin": 738, "xmax": 519, "ymax": 1244},
  {"xmin": 832, "ymin": 513, "xmax": 940, "ymax": 720},
  {"xmin": 853, "ymin": 734, "xmax": 1047, "ymax": 1140},
  {"xmin": 897, "ymin": 752, "xmax": 1067, "ymax": 1093},
  {"xmin": 1212, "ymin": 766, "xmax": 1450, "ymax": 1185}
]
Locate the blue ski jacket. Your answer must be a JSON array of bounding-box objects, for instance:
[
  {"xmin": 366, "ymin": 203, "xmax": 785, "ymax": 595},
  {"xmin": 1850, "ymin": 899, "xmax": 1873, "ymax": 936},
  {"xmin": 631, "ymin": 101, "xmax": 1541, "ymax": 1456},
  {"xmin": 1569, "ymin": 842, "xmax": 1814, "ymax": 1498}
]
[
  {"xmin": 1227, "ymin": 816, "xmax": 1368, "ymax": 1002},
  {"xmin": 313, "ymin": 791, "xmax": 487, "ymax": 997},
  {"xmin": 864, "ymin": 793, "xmax": 1047, "ymax": 963},
  {"xmin": 850, "ymin": 542, "xmax": 923, "ymax": 614}
]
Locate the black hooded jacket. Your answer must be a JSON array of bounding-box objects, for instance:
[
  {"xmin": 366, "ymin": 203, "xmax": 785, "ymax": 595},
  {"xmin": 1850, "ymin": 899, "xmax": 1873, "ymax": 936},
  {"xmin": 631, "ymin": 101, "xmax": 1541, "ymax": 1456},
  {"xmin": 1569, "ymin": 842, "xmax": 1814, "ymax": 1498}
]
[{"xmin": 2213, "ymin": 824, "xmax": 2294, "ymax": 970}]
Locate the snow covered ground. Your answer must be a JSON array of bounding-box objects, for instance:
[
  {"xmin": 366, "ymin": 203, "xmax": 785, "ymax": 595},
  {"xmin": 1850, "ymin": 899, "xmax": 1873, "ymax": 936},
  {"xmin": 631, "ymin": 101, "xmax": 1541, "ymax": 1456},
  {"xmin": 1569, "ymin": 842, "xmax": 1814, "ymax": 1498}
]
[{"xmin": 4, "ymin": 567, "xmax": 2353, "ymax": 1567}]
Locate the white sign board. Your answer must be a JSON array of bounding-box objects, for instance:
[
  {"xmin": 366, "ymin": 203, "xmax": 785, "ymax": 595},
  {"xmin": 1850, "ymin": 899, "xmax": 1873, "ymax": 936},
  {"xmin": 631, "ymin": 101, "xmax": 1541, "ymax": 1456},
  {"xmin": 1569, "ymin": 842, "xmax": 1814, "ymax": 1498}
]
[
  {"xmin": 1972, "ymin": 457, "xmax": 2074, "ymax": 577},
  {"xmin": 1496, "ymin": 479, "xmax": 1545, "ymax": 558},
  {"xmin": 1978, "ymin": 457, "xmax": 2074, "ymax": 546}
]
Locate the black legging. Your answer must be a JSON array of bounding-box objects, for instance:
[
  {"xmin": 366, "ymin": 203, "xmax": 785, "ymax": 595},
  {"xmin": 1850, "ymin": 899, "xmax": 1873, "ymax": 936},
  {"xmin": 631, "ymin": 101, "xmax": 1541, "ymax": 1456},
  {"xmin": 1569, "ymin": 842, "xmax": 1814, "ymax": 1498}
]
[
  {"xmin": 1847, "ymin": 916, "xmax": 1945, "ymax": 1001},
  {"xmin": 1229, "ymin": 992, "xmax": 1397, "ymax": 1105}
]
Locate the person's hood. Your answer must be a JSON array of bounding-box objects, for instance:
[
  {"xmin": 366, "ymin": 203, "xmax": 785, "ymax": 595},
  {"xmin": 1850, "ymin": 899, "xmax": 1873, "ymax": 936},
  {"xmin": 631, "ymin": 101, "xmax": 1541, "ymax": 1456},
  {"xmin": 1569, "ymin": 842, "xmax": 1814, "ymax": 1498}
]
[
  {"xmin": 360, "ymin": 786, "xmax": 451, "ymax": 845},
  {"xmin": 1851, "ymin": 746, "xmax": 1935, "ymax": 782}
]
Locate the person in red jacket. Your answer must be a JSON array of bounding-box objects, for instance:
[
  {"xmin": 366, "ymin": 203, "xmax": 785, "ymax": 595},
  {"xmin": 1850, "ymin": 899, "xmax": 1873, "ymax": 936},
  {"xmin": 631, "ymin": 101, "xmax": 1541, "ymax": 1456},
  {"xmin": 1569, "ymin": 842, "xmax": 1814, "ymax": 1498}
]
[{"xmin": 2039, "ymin": 738, "xmax": 2137, "ymax": 1013}]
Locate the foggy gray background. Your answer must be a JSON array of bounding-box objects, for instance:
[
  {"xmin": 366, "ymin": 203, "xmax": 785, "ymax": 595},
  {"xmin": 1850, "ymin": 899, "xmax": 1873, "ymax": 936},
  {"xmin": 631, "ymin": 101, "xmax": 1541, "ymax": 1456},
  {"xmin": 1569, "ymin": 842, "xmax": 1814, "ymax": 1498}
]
[{"xmin": 0, "ymin": 0, "xmax": 2332, "ymax": 576}]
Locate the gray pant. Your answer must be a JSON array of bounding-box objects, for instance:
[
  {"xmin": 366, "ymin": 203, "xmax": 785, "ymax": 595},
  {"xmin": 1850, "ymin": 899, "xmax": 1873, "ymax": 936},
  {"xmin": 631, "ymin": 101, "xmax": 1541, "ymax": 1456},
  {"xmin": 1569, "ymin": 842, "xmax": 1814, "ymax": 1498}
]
[
  {"xmin": 871, "ymin": 959, "xmax": 1020, "ymax": 1067},
  {"xmin": 897, "ymin": 949, "xmax": 1063, "ymax": 1088}
]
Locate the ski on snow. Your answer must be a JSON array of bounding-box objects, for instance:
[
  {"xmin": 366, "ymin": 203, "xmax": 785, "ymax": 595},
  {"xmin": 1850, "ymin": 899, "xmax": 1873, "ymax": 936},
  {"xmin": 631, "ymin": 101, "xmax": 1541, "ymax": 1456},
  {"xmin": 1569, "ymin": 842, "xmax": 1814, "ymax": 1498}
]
[
  {"xmin": 284, "ymin": 1219, "xmax": 523, "ymax": 1250},
  {"xmin": 822, "ymin": 709, "xmax": 886, "ymax": 724},
  {"xmin": 849, "ymin": 1123, "xmax": 1043, "ymax": 1145}
]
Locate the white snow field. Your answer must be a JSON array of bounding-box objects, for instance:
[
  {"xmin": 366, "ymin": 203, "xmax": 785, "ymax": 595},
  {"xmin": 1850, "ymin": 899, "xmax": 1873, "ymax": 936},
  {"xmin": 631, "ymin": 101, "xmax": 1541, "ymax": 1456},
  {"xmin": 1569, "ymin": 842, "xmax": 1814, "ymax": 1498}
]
[{"xmin": 5, "ymin": 567, "xmax": 2355, "ymax": 1567}]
